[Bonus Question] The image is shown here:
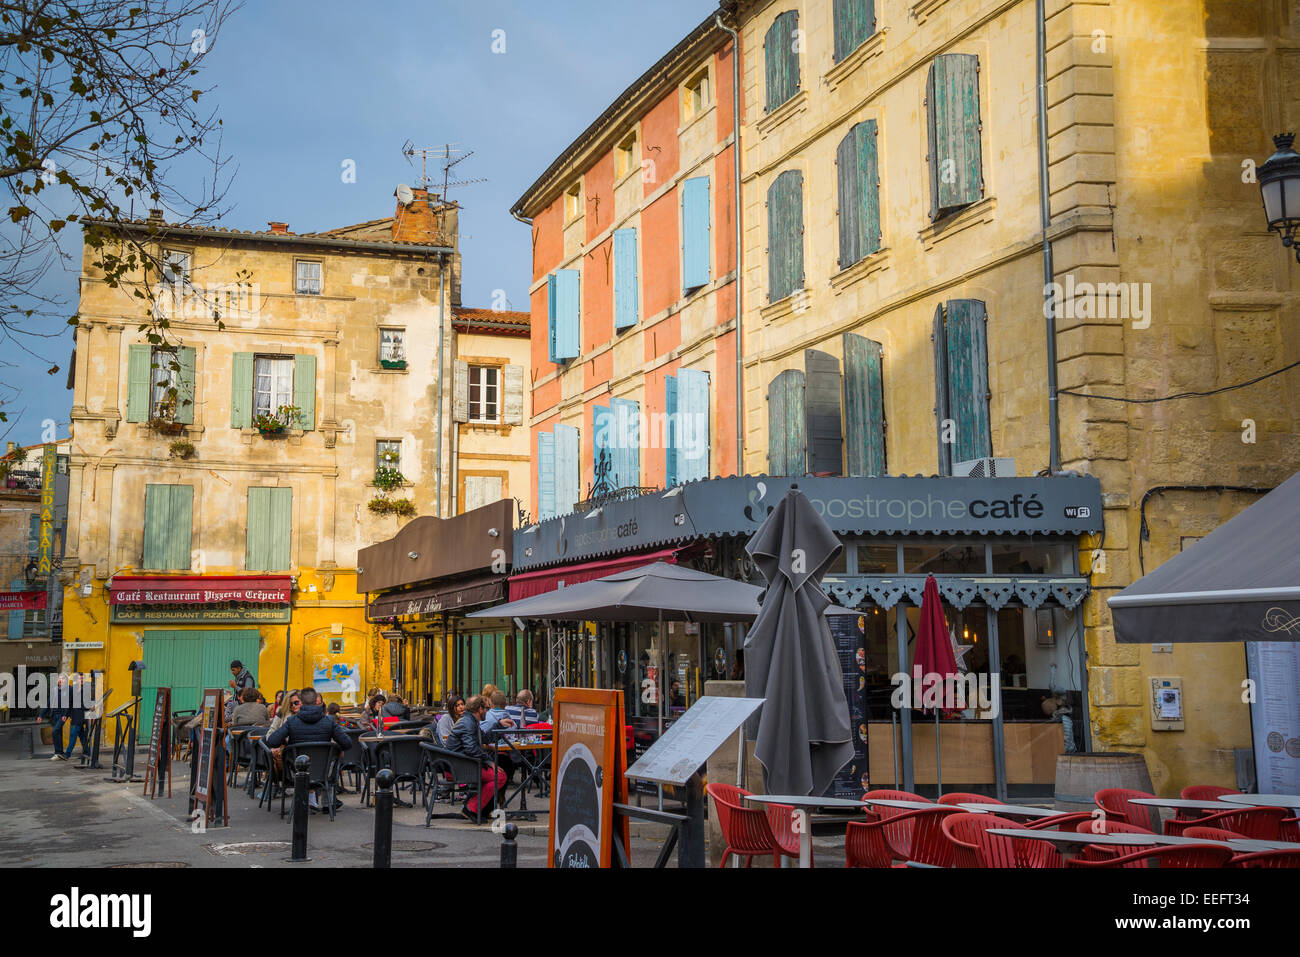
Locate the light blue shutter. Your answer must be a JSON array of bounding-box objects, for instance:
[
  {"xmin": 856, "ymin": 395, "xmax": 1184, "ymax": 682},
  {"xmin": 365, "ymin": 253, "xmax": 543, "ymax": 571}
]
[
  {"xmin": 547, "ymin": 274, "xmax": 559, "ymax": 363},
  {"xmin": 681, "ymin": 177, "xmax": 711, "ymax": 291},
  {"xmin": 593, "ymin": 404, "xmax": 612, "ymax": 479},
  {"xmin": 677, "ymin": 368, "xmax": 710, "ymax": 483},
  {"xmin": 7, "ymin": 577, "xmax": 23, "ymax": 638},
  {"xmin": 664, "ymin": 376, "xmax": 678, "ymax": 489},
  {"xmin": 609, "ymin": 398, "xmax": 640, "ymax": 489},
  {"xmin": 28, "ymin": 513, "xmax": 39, "ymax": 556},
  {"xmin": 537, "ymin": 432, "xmax": 556, "ymax": 520},
  {"xmin": 554, "ymin": 423, "xmax": 580, "ymax": 514},
  {"xmin": 613, "ymin": 229, "xmax": 639, "ymax": 329},
  {"xmin": 293, "ymin": 354, "xmax": 316, "ymax": 430},
  {"xmin": 554, "ymin": 270, "xmax": 580, "ymax": 360}
]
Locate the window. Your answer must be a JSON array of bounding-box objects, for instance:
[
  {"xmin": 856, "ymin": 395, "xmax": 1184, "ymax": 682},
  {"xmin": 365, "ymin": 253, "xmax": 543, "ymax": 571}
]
[
  {"xmin": 149, "ymin": 347, "xmax": 179, "ymax": 419},
  {"xmin": 615, "ymin": 133, "xmax": 637, "ymax": 180},
  {"xmin": 843, "ymin": 333, "xmax": 886, "ymax": 477},
  {"xmin": 546, "ymin": 270, "xmax": 580, "ymax": 362},
  {"xmin": 767, "ymin": 169, "xmax": 804, "ymax": 302},
  {"xmin": 564, "ymin": 182, "xmax": 583, "ymax": 221},
  {"xmin": 536, "ymin": 424, "xmax": 580, "ymax": 519},
  {"xmin": 161, "ymin": 249, "xmax": 190, "ymax": 286},
  {"xmin": 143, "ymin": 484, "xmax": 193, "ymax": 571},
  {"xmin": 768, "ymin": 368, "xmax": 806, "ymax": 476},
  {"xmin": 376, "ymin": 439, "xmax": 402, "ymax": 472},
  {"xmin": 253, "ymin": 356, "xmax": 294, "ymax": 419},
  {"xmin": 833, "ymin": 0, "xmax": 876, "ymax": 63},
  {"xmin": 681, "ymin": 177, "xmax": 710, "ymax": 292},
  {"xmin": 683, "ymin": 70, "xmax": 710, "ymax": 122},
  {"xmin": 836, "ymin": 120, "xmax": 882, "ymax": 269},
  {"xmin": 380, "ymin": 328, "xmax": 405, "ymax": 362},
  {"xmin": 127, "ymin": 344, "xmax": 194, "ymax": 425},
  {"xmin": 469, "ymin": 366, "xmax": 500, "ymax": 423},
  {"xmin": 926, "ymin": 53, "xmax": 983, "ymax": 221},
  {"xmin": 764, "ymin": 11, "xmax": 800, "ymax": 113},
  {"xmin": 295, "ymin": 260, "xmax": 322, "ymax": 295},
  {"xmin": 246, "ymin": 487, "xmax": 292, "ymax": 571}
]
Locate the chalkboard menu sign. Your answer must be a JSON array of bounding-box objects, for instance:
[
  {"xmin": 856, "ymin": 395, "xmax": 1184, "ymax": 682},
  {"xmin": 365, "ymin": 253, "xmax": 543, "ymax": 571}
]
[
  {"xmin": 548, "ymin": 688, "xmax": 627, "ymax": 869},
  {"xmin": 826, "ymin": 613, "xmax": 869, "ymax": 798},
  {"xmin": 192, "ymin": 688, "xmax": 228, "ymax": 827},
  {"xmin": 143, "ymin": 688, "xmax": 171, "ymax": 799}
]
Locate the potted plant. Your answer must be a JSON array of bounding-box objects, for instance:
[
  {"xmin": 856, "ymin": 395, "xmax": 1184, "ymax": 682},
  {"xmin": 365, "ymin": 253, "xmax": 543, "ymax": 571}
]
[
  {"xmin": 254, "ymin": 404, "xmax": 301, "ymax": 437},
  {"xmin": 380, "ymin": 357, "xmax": 407, "ymax": 370},
  {"xmin": 373, "ymin": 465, "xmax": 405, "ymax": 492},
  {"xmin": 367, "ymin": 496, "xmax": 416, "ymax": 517},
  {"xmin": 0, "ymin": 446, "xmax": 27, "ymax": 487},
  {"xmin": 168, "ymin": 439, "xmax": 196, "ymax": 460},
  {"xmin": 146, "ymin": 388, "xmax": 188, "ymax": 434}
]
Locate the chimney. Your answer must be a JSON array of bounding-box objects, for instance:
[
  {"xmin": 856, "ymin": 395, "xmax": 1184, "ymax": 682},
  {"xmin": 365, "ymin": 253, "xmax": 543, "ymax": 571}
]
[
  {"xmin": 147, "ymin": 209, "xmax": 165, "ymax": 225},
  {"xmin": 391, "ymin": 187, "xmax": 446, "ymax": 245},
  {"xmin": 267, "ymin": 221, "xmax": 290, "ymax": 235}
]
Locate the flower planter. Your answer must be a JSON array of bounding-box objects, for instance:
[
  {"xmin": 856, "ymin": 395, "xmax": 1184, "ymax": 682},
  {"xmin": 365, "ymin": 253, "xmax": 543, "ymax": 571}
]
[
  {"xmin": 257, "ymin": 427, "xmax": 286, "ymax": 438},
  {"xmin": 380, "ymin": 359, "xmax": 407, "ymax": 370}
]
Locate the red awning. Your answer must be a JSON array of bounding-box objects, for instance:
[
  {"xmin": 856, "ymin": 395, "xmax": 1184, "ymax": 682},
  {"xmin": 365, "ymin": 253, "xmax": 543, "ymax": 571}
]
[
  {"xmin": 508, "ymin": 548, "xmax": 678, "ymax": 601},
  {"xmin": 109, "ymin": 575, "xmax": 292, "ymax": 605},
  {"xmin": 0, "ymin": 591, "xmax": 46, "ymax": 611}
]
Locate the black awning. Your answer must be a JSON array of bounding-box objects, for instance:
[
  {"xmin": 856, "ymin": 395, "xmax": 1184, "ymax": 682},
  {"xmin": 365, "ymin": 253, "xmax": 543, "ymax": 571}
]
[
  {"xmin": 367, "ymin": 575, "xmax": 507, "ymax": 621},
  {"xmin": 1110, "ymin": 471, "xmax": 1300, "ymax": 643}
]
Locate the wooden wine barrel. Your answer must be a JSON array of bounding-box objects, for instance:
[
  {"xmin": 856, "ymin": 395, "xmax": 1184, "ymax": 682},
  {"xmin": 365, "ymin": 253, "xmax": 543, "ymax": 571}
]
[{"xmin": 1054, "ymin": 751, "xmax": 1153, "ymax": 812}]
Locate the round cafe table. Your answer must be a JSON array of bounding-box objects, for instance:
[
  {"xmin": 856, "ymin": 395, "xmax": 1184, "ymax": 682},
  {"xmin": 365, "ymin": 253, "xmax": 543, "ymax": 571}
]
[
  {"xmin": 744, "ymin": 794, "xmax": 869, "ymax": 868},
  {"xmin": 862, "ymin": 797, "xmax": 935, "ymax": 811},
  {"xmin": 959, "ymin": 802, "xmax": 1058, "ymax": 819},
  {"xmin": 1217, "ymin": 793, "xmax": 1300, "ymax": 813}
]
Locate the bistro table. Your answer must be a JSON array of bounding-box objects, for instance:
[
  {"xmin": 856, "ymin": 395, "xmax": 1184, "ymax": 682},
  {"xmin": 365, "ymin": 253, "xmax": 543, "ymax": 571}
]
[
  {"xmin": 985, "ymin": 828, "xmax": 1282, "ymax": 863},
  {"xmin": 959, "ymin": 802, "xmax": 1059, "ymax": 819},
  {"xmin": 490, "ymin": 732, "xmax": 553, "ymax": 820},
  {"xmin": 745, "ymin": 794, "xmax": 870, "ymax": 868},
  {"xmin": 1218, "ymin": 793, "xmax": 1300, "ymax": 812},
  {"xmin": 862, "ymin": 797, "xmax": 937, "ymax": 811}
]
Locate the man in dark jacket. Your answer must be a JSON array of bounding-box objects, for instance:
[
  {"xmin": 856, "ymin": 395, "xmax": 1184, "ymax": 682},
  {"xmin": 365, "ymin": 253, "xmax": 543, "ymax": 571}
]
[
  {"xmin": 228, "ymin": 660, "xmax": 255, "ymax": 697},
  {"xmin": 265, "ymin": 689, "xmax": 350, "ymax": 810},
  {"xmin": 445, "ymin": 695, "xmax": 506, "ymax": 822}
]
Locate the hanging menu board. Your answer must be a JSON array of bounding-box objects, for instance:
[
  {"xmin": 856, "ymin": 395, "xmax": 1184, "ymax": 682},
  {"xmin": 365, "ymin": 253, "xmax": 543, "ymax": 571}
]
[
  {"xmin": 143, "ymin": 688, "xmax": 171, "ymax": 799},
  {"xmin": 1245, "ymin": 642, "xmax": 1300, "ymax": 795},
  {"xmin": 826, "ymin": 613, "xmax": 870, "ymax": 798},
  {"xmin": 548, "ymin": 688, "xmax": 627, "ymax": 869},
  {"xmin": 626, "ymin": 696, "xmax": 764, "ymax": 786}
]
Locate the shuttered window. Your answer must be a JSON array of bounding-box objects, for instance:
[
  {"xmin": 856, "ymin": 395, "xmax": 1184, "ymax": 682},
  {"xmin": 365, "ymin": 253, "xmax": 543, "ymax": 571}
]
[
  {"xmin": 246, "ymin": 487, "xmax": 292, "ymax": 571},
  {"xmin": 843, "ymin": 333, "xmax": 886, "ymax": 477},
  {"xmin": 926, "ymin": 53, "xmax": 983, "ymax": 221},
  {"xmin": 664, "ymin": 376, "xmax": 678, "ymax": 489},
  {"xmin": 231, "ymin": 352, "xmax": 315, "ymax": 430},
  {"xmin": 764, "ymin": 11, "xmax": 800, "ymax": 113},
  {"xmin": 767, "ymin": 369, "xmax": 806, "ymax": 476},
  {"xmin": 127, "ymin": 344, "xmax": 195, "ymax": 424},
  {"xmin": 554, "ymin": 424, "xmax": 581, "ymax": 515},
  {"xmin": 547, "ymin": 270, "xmax": 580, "ymax": 362},
  {"xmin": 593, "ymin": 404, "xmax": 612, "ymax": 482},
  {"xmin": 677, "ymin": 368, "xmax": 710, "ymax": 484},
  {"xmin": 933, "ymin": 299, "xmax": 991, "ymax": 474},
  {"xmin": 609, "ymin": 397, "xmax": 640, "ymax": 489},
  {"xmin": 836, "ymin": 120, "xmax": 882, "ymax": 270},
  {"xmin": 681, "ymin": 177, "xmax": 711, "ymax": 291},
  {"xmin": 7, "ymin": 577, "xmax": 25, "ymax": 638},
  {"xmin": 613, "ymin": 228, "xmax": 639, "ymax": 329},
  {"xmin": 143, "ymin": 484, "xmax": 193, "ymax": 571},
  {"xmin": 804, "ymin": 350, "xmax": 843, "ymax": 476},
  {"xmin": 833, "ymin": 0, "xmax": 876, "ymax": 62},
  {"xmin": 537, "ymin": 432, "xmax": 556, "ymax": 520},
  {"xmin": 767, "ymin": 170, "xmax": 805, "ymax": 303}
]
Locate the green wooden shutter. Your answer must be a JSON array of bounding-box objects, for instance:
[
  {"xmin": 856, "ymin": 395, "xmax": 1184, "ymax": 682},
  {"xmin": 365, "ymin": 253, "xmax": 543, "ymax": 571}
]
[
  {"xmin": 933, "ymin": 303, "xmax": 951, "ymax": 475},
  {"xmin": 837, "ymin": 129, "xmax": 862, "ymax": 269},
  {"xmin": 678, "ymin": 368, "xmax": 710, "ymax": 483},
  {"xmin": 768, "ymin": 170, "xmax": 804, "ymax": 302},
  {"xmin": 537, "ymin": 432, "xmax": 556, "ymax": 520},
  {"xmin": 126, "ymin": 344, "xmax": 151, "ymax": 422},
  {"xmin": 945, "ymin": 299, "xmax": 992, "ymax": 466},
  {"xmin": 764, "ymin": 11, "xmax": 800, "ymax": 112},
  {"xmin": 231, "ymin": 352, "xmax": 254, "ymax": 428},
  {"xmin": 613, "ymin": 228, "xmax": 639, "ymax": 329},
  {"xmin": 833, "ymin": 0, "xmax": 875, "ymax": 62},
  {"xmin": 767, "ymin": 369, "xmax": 806, "ymax": 476},
  {"xmin": 247, "ymin": 487, "xmax": 291, "ymax": 571},
  {"xmin": 804, "ymin": 350, "xmax": 843, "ymax": 476},
  {"xmin": 175, "ymin": 346, "xmax": 196, "ymax": 424},
  {"xmin": 856, "ymin": 121, "xmax": 881, "ymax": 258},
  {"xmin": 293, "ymin": 354, "xmax": 316, "ymax": 430},
  {"xmin": 928, "ymin": 53, "xmax": 983, "ymax": 220},
  {"xmin": 28, "ymin": 513, "xmax": 39, "ymax": 555},
  {"xmin": 664, "ymin": 376, "xmax": 678, "ymax": 488},
  {"xmin": 843, "ymin": 334, "xmax": 886, "ymax": 477},
  {"xmin": 143, "ymin": 485, "xmax": 193, "ymax": 571}
]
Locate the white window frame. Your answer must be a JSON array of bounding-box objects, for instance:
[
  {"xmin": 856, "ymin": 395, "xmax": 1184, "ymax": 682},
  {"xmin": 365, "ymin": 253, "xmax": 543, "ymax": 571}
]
[
  {"xmin": 295, "ymin": 259, "xmax": 322, "ymax": 295},
  {"xmin": 376, "ymin": 439, "xmax": 402, "ymax": 473},
  {"xmin": 253, "ymin": 355, "xmax": 295, "ymax": 420},
  {"xmin": 615, "ymin": 133, "xmax": 637, "ymax": 180},
  {"xmin": 380, "ymin": 328, "xmax": 405, "ymax": 362},
  {"xmin": 564, "ymin": 183, "xmax": 583, "ymax": 222},
  {"xmin": 683, "ymin": 69, "xmax": 711, "ymax": 123},
  {"xmin": 150, "ymin": 346, "xmax": 179, "ymax": 419},
  {"xmin": 161, "ymin": 248, "xmax": 191, "ymax": 287},
  {"xmin": 468, "ymin": 365, "xmax": 500, "ymax": 424}
]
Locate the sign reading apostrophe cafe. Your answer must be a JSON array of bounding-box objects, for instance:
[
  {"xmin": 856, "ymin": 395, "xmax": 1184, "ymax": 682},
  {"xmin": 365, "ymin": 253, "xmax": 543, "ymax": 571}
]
[{"xmin": 514, "ymin": 475, "xmax": 1106, "ymax": 571}]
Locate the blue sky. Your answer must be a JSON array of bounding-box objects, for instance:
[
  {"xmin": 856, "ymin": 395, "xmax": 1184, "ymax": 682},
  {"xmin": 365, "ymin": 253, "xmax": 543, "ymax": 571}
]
[{"xmin": 0, "ymin": 0, "xmax": 717, "ymax": 447}]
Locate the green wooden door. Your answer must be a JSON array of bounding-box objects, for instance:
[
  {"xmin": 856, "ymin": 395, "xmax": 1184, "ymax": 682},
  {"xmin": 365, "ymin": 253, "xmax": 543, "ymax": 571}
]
[{"xmin": 139, "ymin": 629, "xmax": 260, "ymax": 741}]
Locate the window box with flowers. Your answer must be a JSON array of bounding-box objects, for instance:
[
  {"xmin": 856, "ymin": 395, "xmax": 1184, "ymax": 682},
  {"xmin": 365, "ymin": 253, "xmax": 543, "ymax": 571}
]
[
  {"xmin": 254, "ymin": 404, "xmax": 302, "ymax": 438},
  {"xmin": 380, "ymin": 359, "xmax": 407, "ymax": 371}
]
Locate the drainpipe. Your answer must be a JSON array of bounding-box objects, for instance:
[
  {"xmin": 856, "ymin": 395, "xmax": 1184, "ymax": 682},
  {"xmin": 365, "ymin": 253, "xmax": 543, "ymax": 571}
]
[
  {"xmin": 435, "ymin": 251, "xmax": 448, "ymax": 516},
  {"xmin": 717, "ymin": 12, "xmax": 744, "ymax": 474},
  {"xmin": 1037, "ymin": 0, "xmax": 1061, "ymax": 475}
]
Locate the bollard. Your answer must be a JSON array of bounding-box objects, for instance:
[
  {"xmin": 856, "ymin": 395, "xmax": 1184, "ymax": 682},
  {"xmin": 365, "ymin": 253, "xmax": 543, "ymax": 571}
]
[
  {"xmin": 288, "ymin": 754, "xmax": 311, "ymax": 863},
  {"xmin": 500, "ymin": 822, "xmax": 518, "ymax": 868},
  {"xmin": 373, "ymin": 768, "xmax": 393, "ymax": 869}
]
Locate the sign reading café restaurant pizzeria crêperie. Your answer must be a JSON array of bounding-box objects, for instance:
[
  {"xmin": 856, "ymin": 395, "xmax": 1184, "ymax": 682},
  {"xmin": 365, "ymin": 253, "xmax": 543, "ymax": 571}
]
[{"xmin": 108, "ymin": 576, "xmax": 293, "ymax": 623}]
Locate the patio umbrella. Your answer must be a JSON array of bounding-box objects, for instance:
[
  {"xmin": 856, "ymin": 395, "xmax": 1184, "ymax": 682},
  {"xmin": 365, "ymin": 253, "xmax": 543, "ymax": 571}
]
[
  {"xmin": 743, "ymin": 488, "xmax": 854, "ymax": 797},
  {"xmin": 913, "ymin": 574, "xmax": 959, "ymax": 795}
]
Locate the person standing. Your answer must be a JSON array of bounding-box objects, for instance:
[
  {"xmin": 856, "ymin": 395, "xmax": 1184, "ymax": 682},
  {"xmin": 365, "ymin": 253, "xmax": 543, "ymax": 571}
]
[
  {"xmin": 45, "ymin": 674, "xmax": 71, "ymax": 760},
  {"xmin": 228, "ymin": 660, "xmax": 255, "ymax": 697},
  {"xmin": 60, "ymin": 675, "xmax": 89, "ymax": 761}
]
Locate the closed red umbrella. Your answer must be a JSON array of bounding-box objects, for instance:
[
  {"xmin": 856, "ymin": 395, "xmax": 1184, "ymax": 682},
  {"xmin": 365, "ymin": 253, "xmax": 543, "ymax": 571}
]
[{"xmin": 912, "ymin": 574, "xmax": 959, "ymax": 795}]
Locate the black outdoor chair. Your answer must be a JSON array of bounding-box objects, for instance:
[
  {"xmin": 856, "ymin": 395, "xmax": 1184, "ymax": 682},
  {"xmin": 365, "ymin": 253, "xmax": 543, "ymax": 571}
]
[
  {"xmin": 257, "ymin": 739, "xmax": 291, "ymax": 813},
  {"xmin": 225, "ymin": 726, "xmax": 259, "ymax": 788},
  {"xmin": 336, "ymin": 727, "xmax": 367, "ymax": 795},
  {"xmin": 360, "ymin": 735, "xmax": 425, "ymax": 808},
  {"xmin": 419, "ymin": 741, "xmax": 486, "ymax": 825},
  {"xmin": 281, "ymin": 741, "xmax": 342, "ymax": 823}
]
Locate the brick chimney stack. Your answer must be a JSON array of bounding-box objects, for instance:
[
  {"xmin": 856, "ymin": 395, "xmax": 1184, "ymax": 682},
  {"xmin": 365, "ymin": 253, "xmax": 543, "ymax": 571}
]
[
  {"xmin": 267, "ymin": 222, "xmax": 290, "ymax": 235},
  {"xmin": 392, "ymin": 187, "xmax": 447, "ymax": 245}
]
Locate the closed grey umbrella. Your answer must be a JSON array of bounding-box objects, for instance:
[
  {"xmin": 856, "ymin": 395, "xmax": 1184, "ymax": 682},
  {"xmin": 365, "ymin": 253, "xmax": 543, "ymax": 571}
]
[{"xmin": 744, "ymin": 488, "xmax": 854, "ymax": 796}]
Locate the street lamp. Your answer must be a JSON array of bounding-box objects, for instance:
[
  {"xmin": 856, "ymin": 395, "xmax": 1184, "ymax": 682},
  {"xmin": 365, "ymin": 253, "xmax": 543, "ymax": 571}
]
[
  {"xmin": 24, "ymin": 559, "xmax": 38, "ymax": 586},
  {"xmin": 1259, "ymin": 132, "xmax": 1300, "ymax": 263}
]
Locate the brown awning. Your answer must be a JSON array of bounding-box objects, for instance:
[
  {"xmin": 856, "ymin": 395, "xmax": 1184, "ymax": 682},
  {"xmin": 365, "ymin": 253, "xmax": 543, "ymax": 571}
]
[
  {"xmin": 0, "ymin": 641, "xmax": 62, "ymax": 670},
  {"xmin": 358, "ymin": 499, "xmax": 514, "ymax": 594},
  {"xmin": 368, "ymin": 575, "xmax": 507, "ymax": 620}
]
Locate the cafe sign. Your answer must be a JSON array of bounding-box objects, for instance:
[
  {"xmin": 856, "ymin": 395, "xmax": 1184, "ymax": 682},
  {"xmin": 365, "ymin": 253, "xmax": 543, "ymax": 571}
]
[
  {"xmin": 37, "ymin": 444, "xmax": 56, "ymax": 577},
  {"xmin": 111, "ymin": 602, "xmax": 292, "ymax": 624}
]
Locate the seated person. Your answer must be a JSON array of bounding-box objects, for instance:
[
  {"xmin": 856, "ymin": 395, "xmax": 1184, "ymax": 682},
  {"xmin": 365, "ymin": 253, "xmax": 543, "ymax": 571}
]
[
  {"xmin": 325, "ymin": 702, "xmax": 341, "ymax": 717},
  {"xmin": 229, "ymin": 686, "xmax": 270, "ymax": 727},
  {"xmin": 423, "ymin": 696, "xmax": 465, "ymax": 746},
  {"xmin": 380, "ymin": 695, "xmax": 410, "ymax": 722},
  {"xmin": 505, "ymin": 689, "xmax": 540, "ymax": 727},
  {"xmin": 445, "ymin": 695, "xmax": 507, "ymax": 822},
  {"xmin": 265, "ymin": 688, "xmax": 351, "ymax": 810},
  {"xmin": 480, "ymin": 690, "xmax": 515, "ymax": 736}
]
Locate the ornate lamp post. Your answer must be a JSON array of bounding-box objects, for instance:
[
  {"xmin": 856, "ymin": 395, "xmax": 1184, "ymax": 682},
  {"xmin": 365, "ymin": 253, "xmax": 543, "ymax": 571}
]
[{"xmin": 1259, "ymin": 133, "xmax": 1300, "ymax": 264}]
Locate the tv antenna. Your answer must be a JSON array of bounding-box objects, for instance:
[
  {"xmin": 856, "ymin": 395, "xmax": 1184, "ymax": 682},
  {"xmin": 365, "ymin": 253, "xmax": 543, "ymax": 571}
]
[{"xmin": 401, "ymin": 141, "xmax": 487, "ymax": 199}]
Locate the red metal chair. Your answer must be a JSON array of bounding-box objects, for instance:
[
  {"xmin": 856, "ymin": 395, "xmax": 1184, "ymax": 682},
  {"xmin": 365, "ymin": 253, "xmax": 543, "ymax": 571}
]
[
  {"xmin": 1074, "ymin": 818, "xmax": 1154, "ymax": 862},
  {"xmin": 1013, "ymin": 812, "xmax": 1094, "ymax": 868},
  {"xmin": 1067, "ymin": 844, "xmax": 1235, "ymax": 869},
  {"xmin": 1281, "ymin": 816, "xmax": 1299, "ymax": 842},
  {"xmin": 1164, "ymin": 806, "xmax": 1288, "ymax": 840},
  {"xmin": 937, "ymin": 792, "xmax": 1002, "ymax": 806},
  {"xmin": 942, "ymin": 812, "xmax": 1022, "ymax": 868},
  {"xmin": 860, "ymin": 789, "xmax": 932, "ymax": 860},
  {"xmin": 764, "ymin": 802, "xmax": 812, "ymax": 867},
  {"xmin": 707, "ymin": 781, "xmax": 752, "ymax": 807},
  {"xmin": 1095, "ymin": 787, "xmax": 1157, "ymax": 831},
  {"xmin": 1231, "ymin": 849, "xmax": 1300, "ymax": 868},
  {"xmin": 845, "ymin": 811, "xmax": 893, "ymax": 868},
  {"xmin": 1181, "ymin": 785, "xmax": 1240, "ymax": 801},
  {"xmin": 705, "ymin": 782, "xmax": 778, "ymax": 868},
  {"xmin": 846, "ymin": 806, "xmax": 956, "ymax": 867},
  {"xmin": 908, "ymin": 806, "xmax": 963, "ymax": 867},
  {"xmin": 1183, "ymin": 826, "xmax": 1247, "ymax": 841}
]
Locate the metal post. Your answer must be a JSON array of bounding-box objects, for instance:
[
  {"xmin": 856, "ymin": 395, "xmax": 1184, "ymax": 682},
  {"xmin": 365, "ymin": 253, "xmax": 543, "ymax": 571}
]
[
  {"xmin": 373, "ymin": 768, "xmax": 393, "ymax": 869},
  {"xmin": 288, "ymin": 755, "xmax": 310, "ymax": 863},
  {"xmin": 896, "ymin": 608, "xmax": 914, "ymax": 793},
  {"xmin": 987, "ymin": 605, "xmax": 1008, "ymax": 800},
  {"xmin": 680, "ymin": 772, "xmax": 705, "ymax": 868},
  {"xmin": 499, "ymin": 822, "xmax": 518, "ymax": 868}
]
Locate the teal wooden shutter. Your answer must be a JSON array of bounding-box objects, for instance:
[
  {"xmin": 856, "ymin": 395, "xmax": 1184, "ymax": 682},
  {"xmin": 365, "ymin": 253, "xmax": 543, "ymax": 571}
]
[
  {"xmin": 593, "ymin": 404, "xmax": 612, "ymax": 479},
  {"xmin": 547, "ymin": 274, "xmax": 559, "ymax": 363},
  {"xmin": 553, "ymin": 270, "xmax": 580, "ymax": 360},
  {"xmin": 143, "ymin": 485, "xmax": 193, "ymax": 570},
  {"xmin": 126, "ymin": 344, "xmax": 151, "ymax": 422},
  {"xmin": 677, "ymin": 368, "xmax": 709, "ymax": 483},
  {"xmin": 231, "ymin": 352, "xmax": 254, "ymax": 428},
  {"xmin": 764, "ymin": 11, "xmax": 800, "ymax": 112},
  {"xmin": 767, "ymin": 369, "xmax": 806, "ymax": 476},
  {"xmin": 610, "ymin": 397, "xmax": 640, "ymax": 488},
  {"xmin": 933, "ymin": 303, "xmax": 951, "ymax": 475},
  {"xmin": 945, "ymin": 299, "xmax": 992, "ymax": 466},
  {"xmin": 768, "ymin": 170, "xmax": 804, "ymax": 302},
  {"xmin": 613, "ymin": 228, "xmax": 639, "ymax": 329},
  {"xmin": 833, "ymin": 0, "xmax": 876, "ymax": 62},
  {"xmin": 7, "ymin": 577, "xmax": 24, "ymax": 637},
  {"xmin": 175, "ymin": 346, "xmax": 196, "ymax": 424},
  {"xmin": 28, "ymin": 513, "xmax": 39, "ymax": 555},
  {"xmin": 554, "ymin": 424, "xmax": 580, "ymax": 514},
  {"xmin": 804, "ymin": 350, "xmax": 844, "ymax": 476},
  {"xmin": 927, "ymin": 53, "xmax": 983, "ymax": 220},
  {"xmin": 247, "ymin": 487, "xmax": 291, "ymax": 571},
  {"xmin": 293, "ymin": 354, "xmax": 316, "ymax": 430},
  {"xmin": 843, "ymin": 334, "xmax": 886, "ymax": 477},
  {"xmin": 537, "ymin": 431, "xmax": 556, "ymax": 520},
  {"xmin": 681, "ymin": 177, "xmax": 711, "ymax": 291},
  {"xmin": 837, "ymin": 120, "xmax": 881, "ymax": 270},
  {"xmin": 664, "ymin": 376, "xmax": 678, "ymax": 488}
]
